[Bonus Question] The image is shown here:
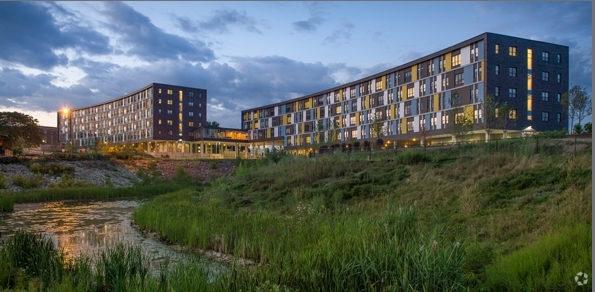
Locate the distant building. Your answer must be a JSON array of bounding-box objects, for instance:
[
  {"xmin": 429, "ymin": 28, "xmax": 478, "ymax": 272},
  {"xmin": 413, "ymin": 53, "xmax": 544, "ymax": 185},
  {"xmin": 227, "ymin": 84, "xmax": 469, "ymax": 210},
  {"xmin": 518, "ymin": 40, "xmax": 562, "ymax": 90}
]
[
  {"xmin": 240, "ymin": 32, "xmax": 569, "ymax": 153},
  {"xmin": 39, "ymin": 126, "xmax": 58, "ymax": 145},
  {"xmin": 57, "ymin": 83, "xmax": 251, "ymax": 158}
]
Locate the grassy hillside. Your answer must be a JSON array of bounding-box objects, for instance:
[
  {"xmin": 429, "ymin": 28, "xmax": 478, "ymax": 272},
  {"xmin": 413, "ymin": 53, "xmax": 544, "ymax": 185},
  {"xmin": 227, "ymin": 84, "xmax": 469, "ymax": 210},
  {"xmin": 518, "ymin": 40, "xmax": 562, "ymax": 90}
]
[{"xmin": 133, "ymin": 139, "xmax": 592, "ymax": 291}]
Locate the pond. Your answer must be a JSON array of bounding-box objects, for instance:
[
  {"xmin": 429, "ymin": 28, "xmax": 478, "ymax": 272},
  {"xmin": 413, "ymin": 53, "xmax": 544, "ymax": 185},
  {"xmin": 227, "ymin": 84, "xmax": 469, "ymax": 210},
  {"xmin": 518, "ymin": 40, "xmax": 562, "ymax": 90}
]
[{"xmin": 0, "ymin": 199, "xmax": 217, "ymax": 273}]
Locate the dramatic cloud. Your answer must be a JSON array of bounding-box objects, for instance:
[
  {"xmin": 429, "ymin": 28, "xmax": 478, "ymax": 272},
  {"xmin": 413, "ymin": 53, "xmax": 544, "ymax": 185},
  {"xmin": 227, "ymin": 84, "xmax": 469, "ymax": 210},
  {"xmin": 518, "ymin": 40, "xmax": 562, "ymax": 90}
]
[
  {"xmin": 292, "ymin": 2, "xmax": 327, "ymax": 32},
  {"xmin": 323, "ymin": 22, "xmax": 355, "ymax": 45},
  {"xmin": 197, "ymin": 9, "xmax": 262, "ymax": 34},
  {"xmin": 100, "ymin": 2, "xmax": 215, "ymax": 62},
  {"xmin": 0, "ymin": 2, "xmax": 112, "ymax": 70}
]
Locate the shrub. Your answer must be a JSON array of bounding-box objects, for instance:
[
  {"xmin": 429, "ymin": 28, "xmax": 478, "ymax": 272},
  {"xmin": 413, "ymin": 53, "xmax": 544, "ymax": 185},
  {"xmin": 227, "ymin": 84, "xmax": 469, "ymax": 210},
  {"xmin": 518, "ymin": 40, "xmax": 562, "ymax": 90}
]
[
  {"xmin": 11, "ymin": 174, "xmax": 42, "ymax": 189},
  {"xmin": 0, "ymin": 173, "xmax": 7, "ymax": 189},
  {"xmin": 395, "ymin": 150, "xmax": 430, "ymax": 165},
  {"xmin": 573, "ymin": 124, "xmax": 583, "ymax": 134},
  {"xmin": 210, "ymin": 161, "xmax": 218, "ymax": 169}
]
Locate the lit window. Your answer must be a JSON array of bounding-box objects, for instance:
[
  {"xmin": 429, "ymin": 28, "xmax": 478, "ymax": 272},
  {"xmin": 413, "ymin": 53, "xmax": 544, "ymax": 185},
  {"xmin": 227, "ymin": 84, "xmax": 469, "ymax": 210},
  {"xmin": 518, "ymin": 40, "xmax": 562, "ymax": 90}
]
[
  {"xmin": 541, "ymin": 92, "xmax": 549, "ymax": 101},
  {"xmin": 167, "ymin": 120, "xmax": 173, "ymax": 125},
  {"xmin": 189, "ymin": 122, "xmax": 194, "ymax": 127},
  {"xmin": 541, "ymin": 112, "xmax": 549, "ymax": 121},
  {"xmin": 509, "ymin": 110, "xmax": 517, "ymax": 119},
  {"xmin": 167, "ymin": 100, "xmax": 173, "ymax": 105},
  {"xmin": 158, "ymin": 119, "xmax": 162, "ymax": 125},
  {"xmin": 158, "ymin": 89, "xmax": 162, "ymax": 94},
  {"xmin": 495, "ymin": 65, "xmax": 500, "ymax": 75},
  {"xmin": 509, "ymin": 88, "xmax": 517, "ymax": 98},
  {"xmin": 509, "ymin": 46, "xmax": 517, "ymax": 56},
  {"xmin": 542, "ymin": 52, "xmax": 549, "ymax": 61},
  {"xmin": 495, "ymin": 44, "xmax": 500, "ymax": 54},
  {"xmin": 542, "ymin": 72, "xmax": 549, "ymax": 81},
  {"xmin": 167, "ymin": 89, "xmax": 173, "ymax": 95},
  {"xmin": 509, "ymin": 67, "xmax": 517, "ymax": 77},
  {"xmin": 158, "ymin": 99, "xmax": 162, "ymax": 104}
]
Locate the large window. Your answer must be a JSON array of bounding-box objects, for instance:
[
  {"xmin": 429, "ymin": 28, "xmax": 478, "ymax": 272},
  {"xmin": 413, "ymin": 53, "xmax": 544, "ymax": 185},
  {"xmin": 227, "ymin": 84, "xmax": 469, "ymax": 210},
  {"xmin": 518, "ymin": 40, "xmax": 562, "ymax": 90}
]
[
  {"xmin": 509, "ymin": 88, "xmax": 517, "ymax": 98},
  {"xmin": 541, "ymin": 112, "xmax": 549, "ymax": 121},
  {"xmin": 541, "ymin": 92, "xmax": 549, "ymax": 101},
  {"xmin": 542, "ymin": 51, "xmax": 549, "ymax": 61},
  {"xmin": 509, "ymin": 67, "xmax": 517, "ymax": 77},
  {"xmin": 509, "ymin": 46, "xmax": 517, "ymax": 56}
]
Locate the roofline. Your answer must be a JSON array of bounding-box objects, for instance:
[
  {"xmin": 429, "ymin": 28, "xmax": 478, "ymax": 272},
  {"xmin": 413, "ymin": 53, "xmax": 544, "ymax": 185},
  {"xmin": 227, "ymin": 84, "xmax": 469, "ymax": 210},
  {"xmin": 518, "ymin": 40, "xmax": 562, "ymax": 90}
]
[{"xmin": 59, "ymin": 83, "xmax": 207, "ymax": 113}]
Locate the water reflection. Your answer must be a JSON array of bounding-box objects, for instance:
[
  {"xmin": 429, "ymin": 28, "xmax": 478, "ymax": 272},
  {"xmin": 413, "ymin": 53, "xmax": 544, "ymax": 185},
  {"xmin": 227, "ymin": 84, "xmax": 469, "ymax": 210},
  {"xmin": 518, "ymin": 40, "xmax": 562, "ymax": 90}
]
[{"xmin": 0, "ymin": 200, "xmax": 210, "ymax": 273}]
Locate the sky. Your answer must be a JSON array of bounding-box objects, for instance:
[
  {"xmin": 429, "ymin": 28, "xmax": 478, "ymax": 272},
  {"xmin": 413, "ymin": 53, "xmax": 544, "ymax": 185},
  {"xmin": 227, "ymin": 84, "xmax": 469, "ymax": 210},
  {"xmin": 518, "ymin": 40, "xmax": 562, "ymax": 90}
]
[{"xmin": 0, "ymin": 1, "xmax": 591, "ymax": 128}]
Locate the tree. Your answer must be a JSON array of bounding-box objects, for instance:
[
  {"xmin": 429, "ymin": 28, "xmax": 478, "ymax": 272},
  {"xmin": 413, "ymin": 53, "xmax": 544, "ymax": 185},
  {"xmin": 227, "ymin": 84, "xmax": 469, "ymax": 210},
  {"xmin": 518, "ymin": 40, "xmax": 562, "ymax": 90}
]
[
  {"xmin": 448, "ymin": 92, "xmax": 473, "ymax": 143},
  {"xmin": 497, "ymin": 102, "xmax": 517, "ymax": 139},
  {"xmin": 480, "ymin": 94, "xmax": 500, "ymax": 141},
  {"xmin": 206, "ymin": 121, "xmax": 220, "ymax": 128},
  {"xmin": 561, "ymin": 85, "xmax": 592, "ymax": 133},
  {"xmin": 0, "ymin": 111, "xmax": 43, "ymax": 150}
]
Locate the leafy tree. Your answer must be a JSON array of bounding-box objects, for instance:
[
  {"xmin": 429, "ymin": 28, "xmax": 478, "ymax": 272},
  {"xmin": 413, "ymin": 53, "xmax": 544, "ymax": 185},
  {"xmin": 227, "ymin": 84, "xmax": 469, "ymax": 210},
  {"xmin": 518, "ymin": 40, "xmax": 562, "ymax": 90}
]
[
  {"xmin": 0, "ymin": 111, "xmax": 43, "ymax": 149},
  {"xmin": 327, "ymin": 118, "xmax": 340, "ymax": 144},
  {"xmin": 448, "ymin": 92, "xmax": 474, "ymax": 143},
  {"xmin": 480, "ymin": 94, "xmax": 500, "ymax": 141},
  {"xmin": 206, "ymin": 121, "xmax": 220, "ymax": 128},
  {"xmin": 497, "ymin": 102, "xmax": 517, "ymax": 139},
  {"xmin": 561, "ymin": 85, "xmax": 592, "ymax": 133},
  {"xmin": 584, "ymin": 122, "xmax": 592, "ymax": 133},
  {"xmin": 573, "ymin": 124, "xmax": 583, "ymax": 135},
  {"xmin": 370, "ymin": 114, "xmax": 385, "ymax": 139}
]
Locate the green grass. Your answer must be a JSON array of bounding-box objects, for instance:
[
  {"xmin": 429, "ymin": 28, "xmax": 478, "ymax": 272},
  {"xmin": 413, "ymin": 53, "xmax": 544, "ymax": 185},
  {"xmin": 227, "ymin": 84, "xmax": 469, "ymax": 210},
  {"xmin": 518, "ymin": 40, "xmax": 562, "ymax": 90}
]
[{"xmin": 132, "ymin": 138, "xmax": 591, "ymax": 291}]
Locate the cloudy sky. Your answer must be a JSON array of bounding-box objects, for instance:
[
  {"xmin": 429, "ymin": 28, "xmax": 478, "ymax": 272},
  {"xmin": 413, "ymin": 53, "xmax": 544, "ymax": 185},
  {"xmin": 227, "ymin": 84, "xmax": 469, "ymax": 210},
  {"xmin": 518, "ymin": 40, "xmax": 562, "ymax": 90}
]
[{"xmin": 0, "ymin": 1, "xmax": 591, "ymax": 128}]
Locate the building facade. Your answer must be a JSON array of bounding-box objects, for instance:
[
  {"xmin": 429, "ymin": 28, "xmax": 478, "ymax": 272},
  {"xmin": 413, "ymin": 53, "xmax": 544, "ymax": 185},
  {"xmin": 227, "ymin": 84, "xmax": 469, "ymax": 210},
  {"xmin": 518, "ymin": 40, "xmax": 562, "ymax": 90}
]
[
  {"xmin": 241, "ymin": 32, "xmax": 569, "ymax": 151},
  {"xmin": 57, "ymin": 83, "xmax": 208, "ymax": 153},
  {"xmin": 39, "ymin": 126, "xmax": 59, "ymax": 145}
]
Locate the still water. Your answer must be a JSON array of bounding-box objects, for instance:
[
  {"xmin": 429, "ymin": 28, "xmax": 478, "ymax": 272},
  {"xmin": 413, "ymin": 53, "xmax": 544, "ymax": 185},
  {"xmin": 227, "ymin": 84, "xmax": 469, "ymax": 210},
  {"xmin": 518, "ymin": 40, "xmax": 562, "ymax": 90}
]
[{"xmin": 0, "ymin": 200, "xmax": 209, "ymax": 273}]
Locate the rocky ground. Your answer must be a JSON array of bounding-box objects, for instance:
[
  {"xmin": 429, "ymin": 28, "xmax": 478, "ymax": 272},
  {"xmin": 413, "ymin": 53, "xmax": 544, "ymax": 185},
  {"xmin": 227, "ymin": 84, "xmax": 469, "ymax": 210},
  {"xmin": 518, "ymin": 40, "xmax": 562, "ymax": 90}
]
[{"xmin": 0, "ymin": 158, "xmax": 238, "ymax": 192}]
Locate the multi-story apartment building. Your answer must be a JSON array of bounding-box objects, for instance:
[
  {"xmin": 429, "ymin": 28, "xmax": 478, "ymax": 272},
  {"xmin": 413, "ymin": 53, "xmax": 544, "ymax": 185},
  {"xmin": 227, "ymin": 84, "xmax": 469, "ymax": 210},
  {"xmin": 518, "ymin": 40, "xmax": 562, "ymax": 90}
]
[
  {"xmin": 57, "ymin": 83, "xmax": 207, "ymax": 153},
  {"xmin": 39, "ymin": 126, "xmax": 59, "ymax": 145},
  {"xmin": 241, "ymin": 32, "xmax": 569, "ymax": 151}
]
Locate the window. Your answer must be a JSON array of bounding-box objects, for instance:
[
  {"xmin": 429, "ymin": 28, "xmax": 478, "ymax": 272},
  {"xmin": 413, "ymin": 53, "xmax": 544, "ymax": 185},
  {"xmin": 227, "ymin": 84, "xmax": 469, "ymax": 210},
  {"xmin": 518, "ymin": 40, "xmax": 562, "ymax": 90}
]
[
  {"xmin": 168, "ymin": 130, "xmax": 172, "ymax": 135},
  {"xmin": 557, "ymin": 73, "xmax": 561, "ymax": 83},
  {"xmin": 158, "ymin": 89, "xmax": 162, "ymax": 94},
  {"xmin": 407, "ymin": 87, "xmax": 414, "ymax": 98},
  {"xmin": 199, "ymin": 103, "xmax": 202, "ymax": 108},
  {"xmin": 158, "ymin": 119, "xmax": 162, "ymax": 125},
  {"xmin": 199, "ymin": 113, "xmax": 202, "ymax": 117},
  {"xmin": 557, "ymin": 93, "xmax": 561, "ymax": 102},
  {"xmin": 189, "ymin": 92, "xmax": 194, "ymax": 97},
  {"xmin": 407, "ymin": 121, "xmax": 414, "ymax": 131},
  {"xmin": 455, "ymin": 73, "xmax": 464, "ymax": 85},
  {"xmin": 167, "ymin": 100, "xmax": 173, "ymax": 105},
  {"xmin": 189, "ymin": 112, "xmax": 194, "ymax": 117},
  {"xmin": 167, "ymin": 120, "xmax": 173, "ymax": 125},
  {"xmin": 405, "ymin": 105, "xmax": 412, "ymax": 115},
  {"xmin": 495, "ymin": 44, "xmax": 500, "ymax": 54},
  {"xmin": 541, "ymin": 112, "xmax": 549, "ymax": 121},
  {"xmin": 167, "ymin": 110, "xmax": 172, "ymax": 115},
  {"xmin": 509, "ymin": 67, "xmax": 517, "ymax": 77},
  {"xmin": 495, "ymin": 86, "xmax": 499, "ymax": 97},
  {"xmin": 405, "ymin": 71, "xmax": 412, "ymax": 82},
  {"xmin": 167, "ymin": 89, "xmax": 173, "ymax": 95},
  {"xmin": 542, "ymin": 52, "xmax": 549, "ymax": 61},
  {"xmin": 495, "ymin": 65, "xmax": 500, "ymax": 75},
  {"xmin": 189, "ymin": 122, "xmax": 194, "ymax": 127},
  {"xmin": 542, "ymin": 72, "xmax": 549, "ymax": 81},
  {"xmin": 189, "ymin": 102, "xmax": 194, "ymax": 107},
  {"xmin": 557, "ymin": 54, "xmax": 561, "ymax": 63},
  {"xmin": 509, "ymin": 110, "xmax": 517, "ymax": 119},
  {"xmin": 557, "ymin": 113, "xmax": 561, "ymax": 122},
  {"xmin": 451, "ymin": 54, "xmax": 461, "ymax": 67},
  {"xmin": 541, "ymin": 92, "xmax": 549, "ymax": 101},
  {"xmin": 509, "ymin": 88, "xmax": 517, "ymax": 98},
  {"xmin": 509, "ymin": 46, "xmax": 517, "ymax": 56},
  {"xmin": 158, "ymin": 109, "xmax": 162, "ymax": 114}
]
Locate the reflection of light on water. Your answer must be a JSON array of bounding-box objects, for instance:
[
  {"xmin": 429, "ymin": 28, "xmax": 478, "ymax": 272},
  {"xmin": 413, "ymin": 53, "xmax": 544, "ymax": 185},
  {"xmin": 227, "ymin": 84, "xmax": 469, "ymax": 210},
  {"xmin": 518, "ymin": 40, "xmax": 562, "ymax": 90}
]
[{"xmin": 0, "ymin": 200, "xmax": 221, "ymax": 275}]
